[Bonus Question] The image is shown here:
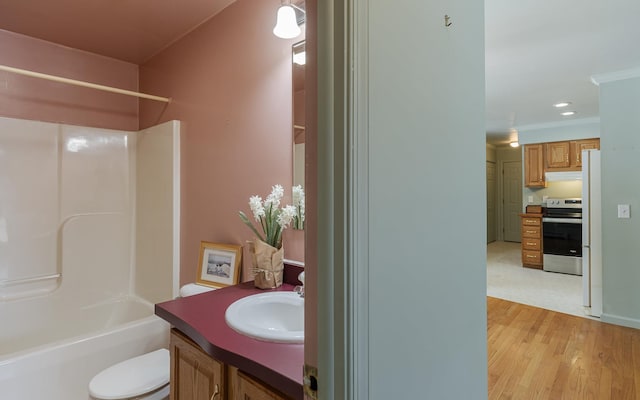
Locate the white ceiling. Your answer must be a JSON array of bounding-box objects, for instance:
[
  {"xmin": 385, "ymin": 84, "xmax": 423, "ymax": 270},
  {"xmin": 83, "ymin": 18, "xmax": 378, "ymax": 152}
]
[
  {"xmin": 1, "ymin": 0, "xmax": 639, "ymax": 146},
  {"xmin": 486, "ymin": 0, "xmax": 640, "ymax": 145}
]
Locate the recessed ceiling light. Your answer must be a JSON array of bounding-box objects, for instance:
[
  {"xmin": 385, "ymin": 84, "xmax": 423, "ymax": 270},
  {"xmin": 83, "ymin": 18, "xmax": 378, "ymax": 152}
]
[
  {"xmin": 561, "ymin": 111, "xmax": 576, "ymax": 116},
  {"xmin": 554, "ymin": 102, "xmax": 571, "ymax": 108}
]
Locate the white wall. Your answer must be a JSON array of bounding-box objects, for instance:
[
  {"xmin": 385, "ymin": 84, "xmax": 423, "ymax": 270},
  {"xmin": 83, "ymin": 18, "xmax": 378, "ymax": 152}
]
[
  {"xmin": 597, "ymin": 74, "xmax": 640, "ymax": 327},
  {"xmin": 366, "ymin": 0, "xmax": 486, "ymax": 398}
]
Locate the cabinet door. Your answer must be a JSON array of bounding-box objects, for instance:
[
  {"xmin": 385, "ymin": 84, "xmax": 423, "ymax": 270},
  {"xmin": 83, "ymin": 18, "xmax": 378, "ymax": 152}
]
[
  {"xmin": 524, "ymin": 144, "xmax": 545, "ymax": 187},
  {"xmin": 235, "ymin": 370, "xmax": 291, "ymax": 400},
  {"xmin": 170, "ymin": 330, "xmax": 224, "ymax": 400},
  {"xmin": 572, "ymin": 139, "xmax": 600, "ymax": 167},
  {"xmin": 545, "ymin": 141, "xmax": 571, "ymax": 168}
]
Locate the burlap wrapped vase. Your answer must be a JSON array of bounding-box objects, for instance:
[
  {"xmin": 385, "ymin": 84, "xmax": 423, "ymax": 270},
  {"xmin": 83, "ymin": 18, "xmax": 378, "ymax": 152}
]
[{"xmin": 250, "ymin": 238, "xmax": 284, "ymax": 289}]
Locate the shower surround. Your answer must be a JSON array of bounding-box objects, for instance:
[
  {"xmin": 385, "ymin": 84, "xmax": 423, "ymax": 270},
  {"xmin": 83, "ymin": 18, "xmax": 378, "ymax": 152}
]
[{"xmin": 0, "ymin": 116, "xmax": 180, "ymax": 399}]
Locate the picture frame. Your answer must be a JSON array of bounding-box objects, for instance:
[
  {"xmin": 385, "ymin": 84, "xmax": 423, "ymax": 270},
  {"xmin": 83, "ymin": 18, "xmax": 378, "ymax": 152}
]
[{"xmin": 196, "ymin": 241, "xmax": 242, "ymax": 288}]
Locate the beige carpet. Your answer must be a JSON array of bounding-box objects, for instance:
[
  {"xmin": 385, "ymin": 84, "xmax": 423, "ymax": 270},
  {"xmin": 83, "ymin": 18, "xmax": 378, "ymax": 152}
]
[{"xmin": 486, "ymin": 241, "xmax": 592, "ymax": 318}]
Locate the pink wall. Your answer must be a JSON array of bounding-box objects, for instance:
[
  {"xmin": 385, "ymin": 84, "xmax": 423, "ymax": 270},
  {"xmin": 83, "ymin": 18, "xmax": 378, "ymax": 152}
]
[
  {"xmin": 0, "ymin": 29, "xmax": 138, "ymax": 130},
  {"xmin": 139, "ymin": 0, "xmax": 305, "ymax": 285}
]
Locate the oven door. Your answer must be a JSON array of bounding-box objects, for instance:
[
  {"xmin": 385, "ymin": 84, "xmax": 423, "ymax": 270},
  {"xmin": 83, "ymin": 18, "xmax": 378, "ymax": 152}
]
[
  {"xmin": 542, "ymin": 217, "xmax": 583, "ymax": 275},
  {"xmin": 542, "ymin": 218, "xmax": 583, "ymax": 257}
]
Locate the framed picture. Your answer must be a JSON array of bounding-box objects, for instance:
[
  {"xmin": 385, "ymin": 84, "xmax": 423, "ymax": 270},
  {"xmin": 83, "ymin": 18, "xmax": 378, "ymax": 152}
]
[{"xmin": 196, "ymin": 241, "xmax": 242, "ymax": 288}]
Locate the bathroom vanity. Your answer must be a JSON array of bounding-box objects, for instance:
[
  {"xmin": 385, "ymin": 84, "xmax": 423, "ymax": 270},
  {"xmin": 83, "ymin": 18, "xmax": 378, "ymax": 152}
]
[{"xmin": 155, "ymin": 281, "xmax": 304, "ymax": 400}]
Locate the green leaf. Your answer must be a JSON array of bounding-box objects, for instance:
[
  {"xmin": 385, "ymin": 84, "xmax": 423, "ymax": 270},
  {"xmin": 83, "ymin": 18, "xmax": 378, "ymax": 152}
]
[{"xmin": 239, "ymin": 211, "xmax": 265, "ymax": 242}]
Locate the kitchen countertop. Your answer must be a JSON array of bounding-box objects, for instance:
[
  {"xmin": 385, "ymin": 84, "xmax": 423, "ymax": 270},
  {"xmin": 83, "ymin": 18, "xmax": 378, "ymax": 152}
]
[{"xmin": 155, "ymin": 281, "xmax": 304, "ymax": 399}]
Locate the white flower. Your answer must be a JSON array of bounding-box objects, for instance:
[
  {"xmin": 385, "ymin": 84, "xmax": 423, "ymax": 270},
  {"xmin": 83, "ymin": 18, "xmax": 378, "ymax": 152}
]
[
  {"xmin": 293, "ymin": 185, "xmax": 304, "ymax": 207},
  {"xmin": 240, "ymin": 184, "xmax": 305, "ymax": 249},
  {"xmin": 264, "ymin": 184, "xmax": 284, "ymax": 210},
  {"xmin": 278, "ymin": 205, "xmax": 297, "ymax": 229},
  {"xmin": 249, "ymin": 195, "xmax": 264, "ymax": 221},
  {"xmin": 292, "ymin": 185, "xmax": 305, "ymax": 229}
]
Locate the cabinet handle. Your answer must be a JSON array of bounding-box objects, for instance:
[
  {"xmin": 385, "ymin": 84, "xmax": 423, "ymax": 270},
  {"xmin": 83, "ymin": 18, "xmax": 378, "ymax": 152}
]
[
  {"xmin": 527, "ymin": 242, "xmax": 536, "ymax": 246},
  {"xmin": 525, "ymin": 230, "xmax": 536, "ymax": 234},
  {"xmin": 211, "ymin": 384, "xmax": 220, "ymax": 400},
  {"xmin": 526, "ymin": 255, "xmax": 536, "ymax": 258}
]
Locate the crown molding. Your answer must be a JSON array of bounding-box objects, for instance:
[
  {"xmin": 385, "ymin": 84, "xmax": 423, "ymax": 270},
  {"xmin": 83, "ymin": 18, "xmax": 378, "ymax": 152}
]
[
  {"xmin": 591, "ymin": 68, "xmax": 640, "ymax": 86},
  {"xmin": 515, "ymin": 117, "xmax": 600, "ymax": 132}
]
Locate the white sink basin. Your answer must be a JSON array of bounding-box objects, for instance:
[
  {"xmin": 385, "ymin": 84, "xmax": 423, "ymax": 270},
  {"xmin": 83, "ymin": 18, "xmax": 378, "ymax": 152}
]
[{"xmin": 225, "ymin": 292, "xmax": 304, "ymax": 344}]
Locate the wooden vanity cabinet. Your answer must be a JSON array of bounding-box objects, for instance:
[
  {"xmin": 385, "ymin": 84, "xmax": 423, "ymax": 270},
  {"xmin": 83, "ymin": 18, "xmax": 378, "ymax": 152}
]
[
  {"xmin": 520, "ymin": 214, "xmax": 543, "ymax": 269},
  {"xmin": 232, "ymin": 368, "xmax": 292, "ymax": 400},
  {"xmin": 170, "ymin": 329, "xmax": 224, "ymax": 400},
  {"xmin": 170, "ymin": 329, "xmax": 294, "ymax": 400},
  {"xmin": 524, "ymin": 144, "xmax": 545, "ymax": 187}
]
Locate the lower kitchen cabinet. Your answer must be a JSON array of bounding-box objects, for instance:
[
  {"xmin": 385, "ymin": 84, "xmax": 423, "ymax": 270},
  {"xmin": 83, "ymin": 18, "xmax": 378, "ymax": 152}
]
[
  {"xmin": 170, "ymin": 329, "xmax": 294, "ymax": 400},
  {"xmin": 520, "ymin": 213, "xmax": 543, "ymax": 269}
]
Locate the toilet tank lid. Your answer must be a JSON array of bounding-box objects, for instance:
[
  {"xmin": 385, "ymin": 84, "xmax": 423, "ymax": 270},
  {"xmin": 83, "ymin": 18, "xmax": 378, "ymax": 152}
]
[
  {"xmin": 180, "ymin": 283, "xmax": 217, "ymax": 297},
  {"xmin": 89, "ymin": 348, "xmax": 169, "ymax": 400}
]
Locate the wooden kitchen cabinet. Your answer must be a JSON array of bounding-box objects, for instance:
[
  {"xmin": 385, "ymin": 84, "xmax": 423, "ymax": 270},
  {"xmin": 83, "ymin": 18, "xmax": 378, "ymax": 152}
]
[
  {"xmin": 520, "ymin": 213, "xmax": 543, "ymax": 269},
  {"xmin": 170, "ymin": 329, "xmax": 293, "ymax": 400},
  {"xmin": 544, "ymin": 139, "xmax": 600, "ymax": 171},
  {"xmin": 572, "ymin": 138, "xmax": 600, "ymax": 167},
  {"xmin": 524, "ymin": 144, "xmax": 546, "ymax": 187},
  {"xmin": 545, "ymin": 141, "xmax": 571, "ymax": 168}
]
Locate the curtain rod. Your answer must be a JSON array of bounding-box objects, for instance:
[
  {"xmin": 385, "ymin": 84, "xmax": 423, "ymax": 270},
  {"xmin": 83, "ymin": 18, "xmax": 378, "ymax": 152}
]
[{"xmin": 0, "ymin": 64, "xmax": 171, "ymax": 103}]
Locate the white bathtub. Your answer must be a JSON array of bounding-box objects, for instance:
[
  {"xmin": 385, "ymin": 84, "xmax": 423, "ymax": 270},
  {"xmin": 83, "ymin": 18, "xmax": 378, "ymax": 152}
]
[{"xmin": 0, "ymin": 296, "xmax": 170, "ymax": 400}]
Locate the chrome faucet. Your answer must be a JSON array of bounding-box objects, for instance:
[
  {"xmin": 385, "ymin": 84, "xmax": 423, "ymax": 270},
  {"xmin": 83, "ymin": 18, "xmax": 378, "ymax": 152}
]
[{"xmin": 294, "ymin": 271, "xmax": 305, "ymax": 298}]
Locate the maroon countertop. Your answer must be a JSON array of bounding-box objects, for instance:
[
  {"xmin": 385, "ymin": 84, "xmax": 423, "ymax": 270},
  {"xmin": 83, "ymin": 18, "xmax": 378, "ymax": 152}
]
[{"xmin": 155, "ymin": 281, "xmax": 304, "ymax": 400}]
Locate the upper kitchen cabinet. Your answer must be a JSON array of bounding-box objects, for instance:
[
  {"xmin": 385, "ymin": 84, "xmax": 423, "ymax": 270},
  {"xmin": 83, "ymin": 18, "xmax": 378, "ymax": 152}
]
[
  {"xmin": 524, "ymin": 144, "xmax": 546, "ymax": 187},
  {"xmin": 545, "ymin": 141, "xmax": 571, "ymax": 168},
  {"xmin": 545, "ymin": 139, "xmax": 600, "ymax": 171},
  {"xmin": 572, "ymin": 139, "xmax": 600, "ymax": 167}
]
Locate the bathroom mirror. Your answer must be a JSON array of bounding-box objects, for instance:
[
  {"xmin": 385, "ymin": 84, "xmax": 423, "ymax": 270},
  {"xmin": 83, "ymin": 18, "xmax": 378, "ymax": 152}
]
[{"xmin": 292, "ymin": 40, "xmax": 305, "ymax": 192}]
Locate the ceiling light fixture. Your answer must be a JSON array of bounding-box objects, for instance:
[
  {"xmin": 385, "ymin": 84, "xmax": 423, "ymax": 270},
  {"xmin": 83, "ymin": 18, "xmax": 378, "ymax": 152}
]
[
  {"xmin": 510, "ymin": 141, "xmax": 520, "ymax": 148},
  {"xmin": 273, "ymin": 2, "xmax": 302, "ymax": 39},
  {"xmin": 554, "ymin": 102, "xmax": 571, "ymax": 108},
  {"xmin": 561, "ymin": 111, "xmax": 576, "ymax": 116}
]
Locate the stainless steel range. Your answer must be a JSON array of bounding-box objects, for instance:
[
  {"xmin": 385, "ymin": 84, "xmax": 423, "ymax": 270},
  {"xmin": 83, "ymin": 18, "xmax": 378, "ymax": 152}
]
[{"xmin": 543, "ymin": 198, "xmax": 583, "ymax": 275}]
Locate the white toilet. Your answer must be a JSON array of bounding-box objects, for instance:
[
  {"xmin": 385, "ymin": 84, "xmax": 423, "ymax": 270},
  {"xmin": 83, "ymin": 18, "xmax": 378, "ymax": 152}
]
[{"xmin": 89, "ymin": 284, "xmax": 217, "ymax": 400}]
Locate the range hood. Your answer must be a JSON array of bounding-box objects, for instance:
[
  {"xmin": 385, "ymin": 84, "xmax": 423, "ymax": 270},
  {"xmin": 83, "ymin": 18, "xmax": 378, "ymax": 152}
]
[{"xmin": 544, "ymin": 171, "xmax": 583, "ymax": 182}]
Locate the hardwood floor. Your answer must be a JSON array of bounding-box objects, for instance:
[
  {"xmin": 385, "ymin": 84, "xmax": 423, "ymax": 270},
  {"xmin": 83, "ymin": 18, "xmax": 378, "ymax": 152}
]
[{"xmin": 488, "ymin": 297, "xmax": 640, "ymax": 399}]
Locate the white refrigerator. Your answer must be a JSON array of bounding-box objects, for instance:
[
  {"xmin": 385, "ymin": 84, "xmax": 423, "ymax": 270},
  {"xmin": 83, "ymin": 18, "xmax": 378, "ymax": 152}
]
[{"xmin": 582, "ymin": 149, "xmax": 602, "ymax": 317}]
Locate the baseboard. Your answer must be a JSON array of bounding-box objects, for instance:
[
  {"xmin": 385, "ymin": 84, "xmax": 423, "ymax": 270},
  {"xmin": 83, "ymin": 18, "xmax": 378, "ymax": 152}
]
[{"xmin": 601, "ymin": 313, "xmax": 640, "ymax": 330}]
